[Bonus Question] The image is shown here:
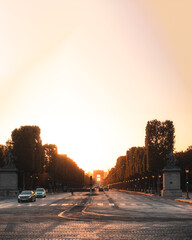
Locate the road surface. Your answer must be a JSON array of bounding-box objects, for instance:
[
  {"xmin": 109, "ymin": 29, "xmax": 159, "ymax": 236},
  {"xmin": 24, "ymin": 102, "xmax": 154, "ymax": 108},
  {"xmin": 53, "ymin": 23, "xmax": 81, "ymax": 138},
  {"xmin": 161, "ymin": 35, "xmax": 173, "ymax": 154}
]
[{"xmin": 0, "ymin": 190, "xmax": 192, "ymax": 239}]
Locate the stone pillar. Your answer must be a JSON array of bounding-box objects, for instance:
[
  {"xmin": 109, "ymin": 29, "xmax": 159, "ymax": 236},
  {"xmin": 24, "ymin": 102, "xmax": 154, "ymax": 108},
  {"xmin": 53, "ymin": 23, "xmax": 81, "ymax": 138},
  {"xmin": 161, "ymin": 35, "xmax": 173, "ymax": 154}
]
[
  {"xmin": 161, "ymin": 167, "xmax": 182, "ymax": 197},
  {"xmin": 0, "ymin": 168, "xmax": 19, "ymax": 196}
]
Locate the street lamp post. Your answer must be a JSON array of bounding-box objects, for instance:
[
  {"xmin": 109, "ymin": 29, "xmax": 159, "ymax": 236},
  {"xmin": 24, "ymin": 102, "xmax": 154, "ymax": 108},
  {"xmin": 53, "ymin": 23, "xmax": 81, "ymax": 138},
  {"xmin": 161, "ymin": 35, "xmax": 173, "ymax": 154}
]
[
  {"xmin": 138, "ymin": 178, "xmax": 141, "ymax": 191},
  {"xmin": 89, "ymin": 176, "xmax": 93, "ymax": 195},
  {"xmin": 185, "ymin": 169, "xmax": 190, "ymax": 199},
  {"xmin": 145, "ymin": 176, "xmax": 148, "ymax": 192},
  {"xmin": 157, "ymin": 174, "xmax": 161, "ymax": 196},
  {"xmin": 142, "ymin": 177, "xmax": 144, "ymax": 192},
  {"xmin": 152, "ymin": 175, "xmax": 155, "ymax": 194},
  {"xmin": 30, "ymin": 175, "xmax": 33, "ymax": 189}
]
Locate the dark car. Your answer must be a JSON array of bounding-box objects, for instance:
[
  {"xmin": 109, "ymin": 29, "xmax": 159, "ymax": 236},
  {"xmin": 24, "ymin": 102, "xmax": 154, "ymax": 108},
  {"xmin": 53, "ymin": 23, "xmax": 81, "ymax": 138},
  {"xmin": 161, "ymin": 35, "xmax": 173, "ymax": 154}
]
[
  {"xmin": 18, "ymin": 190, "xmax": 36, "ymax": 203},
  {"xmin": 99, "ymin": 187, "xmax": 103, "ymax": 191},
  {"xmin": 35, "ymin": 188, "xmax": 46, "ymax": 198}
]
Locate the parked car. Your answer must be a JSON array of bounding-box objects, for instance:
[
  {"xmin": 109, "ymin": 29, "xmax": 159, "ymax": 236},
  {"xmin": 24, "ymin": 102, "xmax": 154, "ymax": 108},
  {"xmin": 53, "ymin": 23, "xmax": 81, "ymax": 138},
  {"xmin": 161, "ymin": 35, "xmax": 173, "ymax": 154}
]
[
  {"xmin": 104, "ymin": 187, "xmax": 109, "ymax": 191},
  {"xmin": 99, "ymin": 187, "xmax": 104, "ymax": 192},
  {"xmin": 35, "ymin": 188, "xmax": 46, "ymax": 198},
  {"xmin": 18, "ymin": 190, "xmax": 36, "ymax": 203}
]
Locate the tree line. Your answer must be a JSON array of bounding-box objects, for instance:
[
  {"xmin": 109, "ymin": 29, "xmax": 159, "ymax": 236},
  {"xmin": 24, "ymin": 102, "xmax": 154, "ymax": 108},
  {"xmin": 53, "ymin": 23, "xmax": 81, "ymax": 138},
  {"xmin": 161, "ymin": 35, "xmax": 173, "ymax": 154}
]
[
  {"xmin": 105, "ymin": 119, "xmax": 192, "ymax": 192},
  {"xmin": 0, "ymin": 125, "xmax": 88, "ymax": 191}
]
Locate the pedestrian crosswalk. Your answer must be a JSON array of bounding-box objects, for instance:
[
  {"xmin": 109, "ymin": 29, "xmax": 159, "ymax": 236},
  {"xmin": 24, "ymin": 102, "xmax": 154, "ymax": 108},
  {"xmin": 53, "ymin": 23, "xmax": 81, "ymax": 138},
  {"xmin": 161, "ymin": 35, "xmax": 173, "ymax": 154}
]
[
  {"xmin": 0, "ymin": 202, "xmax": 130, "ymax": 208},
  {"xmin": 0, "ymin": 201, "xmax": 191, "ymax": 209}
]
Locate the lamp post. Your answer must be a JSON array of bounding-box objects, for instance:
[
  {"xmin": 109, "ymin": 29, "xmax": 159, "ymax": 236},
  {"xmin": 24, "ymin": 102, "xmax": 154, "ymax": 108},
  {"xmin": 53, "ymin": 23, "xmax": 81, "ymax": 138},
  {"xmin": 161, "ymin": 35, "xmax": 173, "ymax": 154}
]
[
  {"xmin": 138, "ymin": 178, "xmax": 140, "ymax": 191},
  {"xmin": 145, "ymin": 176, "xmax": 148, "ymax": 192},
  {"xmin": 152, "ymin": 175, "xmax": 155, "ymax": 194},
  {"xmin": 157, "ymin": 174, "xmax": 161, "ymax": 196},
  {"xmin": 89, "ymin": 176, "xmax": 93, "ymax": 195},
  {"xmin": 185, "ymin": 169, "xmax": 190, "ymax": 199},
  {"xmin": 142, "ymin": 177, "xmax": 144, "ymax": 192},
  {"xmin": 30, "ymin": 175, "xmax": 33, "ymax": 189},
  {"xmin": 36, "ymin": 176, "xmax": 39, "ymax": 188}
]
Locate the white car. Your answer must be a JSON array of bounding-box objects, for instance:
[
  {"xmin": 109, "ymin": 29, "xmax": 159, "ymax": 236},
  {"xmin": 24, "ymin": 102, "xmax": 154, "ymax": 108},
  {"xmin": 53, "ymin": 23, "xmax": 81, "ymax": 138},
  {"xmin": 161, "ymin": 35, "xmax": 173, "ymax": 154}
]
[{"xmin": 35, "ymin": 188, "xmax": 46, "ymax": 198}]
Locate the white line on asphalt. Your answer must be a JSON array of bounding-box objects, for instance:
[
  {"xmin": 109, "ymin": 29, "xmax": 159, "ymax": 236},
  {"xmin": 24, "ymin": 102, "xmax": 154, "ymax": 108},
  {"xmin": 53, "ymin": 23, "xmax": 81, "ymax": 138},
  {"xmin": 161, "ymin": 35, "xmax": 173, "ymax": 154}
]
[
  {"xmin": 0, "ymin": 204, "xmax": 13, "ymax": 208},
  {"xmin": 97, "ymin": 203, "xmax": 103, "ymax": 206}
]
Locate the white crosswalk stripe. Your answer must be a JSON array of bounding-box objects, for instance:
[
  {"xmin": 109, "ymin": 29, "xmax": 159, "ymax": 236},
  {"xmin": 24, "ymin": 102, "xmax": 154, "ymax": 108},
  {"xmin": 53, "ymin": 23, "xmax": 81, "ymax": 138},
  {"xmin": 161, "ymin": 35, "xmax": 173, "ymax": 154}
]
[
  {"xmin": 97, "ymin": 203, "xmax": 103, "ymax": 206},
  {"xmin": 109, "ymin": 203, "xmax": 114, "ymax": 206},
  {"xmin": 0, "ymin": 201, "xmax": 190, "ymax": 209}
]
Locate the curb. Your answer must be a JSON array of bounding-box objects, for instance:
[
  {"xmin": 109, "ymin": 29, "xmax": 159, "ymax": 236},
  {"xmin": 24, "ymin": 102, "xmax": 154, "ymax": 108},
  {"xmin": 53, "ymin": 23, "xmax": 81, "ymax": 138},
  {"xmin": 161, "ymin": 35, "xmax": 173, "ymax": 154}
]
[
  {"xmin": 117, "ymin": 189, "xmax": 153, "ymax": 197},
  {"xmin": 175, "ymin": 199, "xmax": 192, "ymax": 204}
]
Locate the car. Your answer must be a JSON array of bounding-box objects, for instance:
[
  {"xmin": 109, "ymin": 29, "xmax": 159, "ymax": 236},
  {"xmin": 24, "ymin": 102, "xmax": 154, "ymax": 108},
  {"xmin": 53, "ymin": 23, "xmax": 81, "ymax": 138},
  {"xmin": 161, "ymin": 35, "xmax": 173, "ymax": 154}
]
[
  {"xmin": 104, "ymin": 187, "xmax": 109, "ymax": 191},
  {"xmin": 18, "ymin": 190, "xmax": 36, "ymax": 203},
  {"xmin": 99, "ymin": 187, "xmax": 103, "ymax": 191},
  {"xmin": 35, "ymin": 188, "xmax": 46, "ymax": 198}
]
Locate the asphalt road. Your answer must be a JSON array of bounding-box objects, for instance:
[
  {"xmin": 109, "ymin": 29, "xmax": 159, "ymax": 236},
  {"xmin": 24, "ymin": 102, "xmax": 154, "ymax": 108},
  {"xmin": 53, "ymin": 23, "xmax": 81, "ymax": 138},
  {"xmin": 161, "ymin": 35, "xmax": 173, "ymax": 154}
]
[{"xmin": 0, "ymin": 190, "xmax": 192, "ymax": 239}]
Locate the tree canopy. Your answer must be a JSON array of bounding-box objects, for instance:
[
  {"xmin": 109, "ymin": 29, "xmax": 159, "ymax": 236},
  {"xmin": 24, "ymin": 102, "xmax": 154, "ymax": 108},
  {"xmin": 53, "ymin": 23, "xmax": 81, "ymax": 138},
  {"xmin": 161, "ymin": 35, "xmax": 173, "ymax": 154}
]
[
  {"xmin": 105, "ymin": 119, "xmax": 177, "ymax": 191},
  {"xmin": 11, "ymin": 125, "xmax": 44, "ymax": 173},
  {"xmin": 145, "ymin": 119, "xmax": 175, "ymax": 174}
]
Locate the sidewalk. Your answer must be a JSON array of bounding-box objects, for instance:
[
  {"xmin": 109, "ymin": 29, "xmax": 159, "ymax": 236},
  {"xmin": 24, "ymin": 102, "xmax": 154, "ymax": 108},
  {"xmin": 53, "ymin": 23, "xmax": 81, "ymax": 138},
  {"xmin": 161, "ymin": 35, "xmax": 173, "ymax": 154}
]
[
  {"xmin": 175, "ymin": 192, "xmax": 192, "ymax": 204},
  {"xmin": 117, "ymin": 189, "xmax": 192, "ymax": 203}
]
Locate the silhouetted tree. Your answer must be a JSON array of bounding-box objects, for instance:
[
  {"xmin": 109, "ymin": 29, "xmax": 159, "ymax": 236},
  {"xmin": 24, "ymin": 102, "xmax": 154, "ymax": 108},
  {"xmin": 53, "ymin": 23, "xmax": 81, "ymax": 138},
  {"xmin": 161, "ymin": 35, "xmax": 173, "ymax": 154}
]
[
  {"xmin": 0, "ymin": 145, "xmax": 6, "ymax": 168},
  {"xmin": 115, "ymin": 156, "xmax": 126, "ymax": 182},
  {"xmin": 125, "ymin": 147, "xmax": 146, "ymax": 179},
  {"xmin": 11, "ymin": 126, "xmax": 44, "ymax": 173},
  {"xmin": 175, "ymin": 148, "xmax": 192, "ymax": 190},
  {"xmin": 43, "ymin": 144, "xmax": 57, "ymax": 173},
  {"xmin": 145, "ymin": 119, "xmax": 175, "ymax": 175}
]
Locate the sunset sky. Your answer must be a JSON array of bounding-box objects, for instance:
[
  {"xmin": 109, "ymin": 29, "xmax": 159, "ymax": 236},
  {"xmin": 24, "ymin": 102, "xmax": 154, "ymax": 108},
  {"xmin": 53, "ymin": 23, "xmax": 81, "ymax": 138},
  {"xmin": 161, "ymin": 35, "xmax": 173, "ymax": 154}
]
[{"xmin": 0, "ymin": 0, "xmax": 192, "ymax": 172}]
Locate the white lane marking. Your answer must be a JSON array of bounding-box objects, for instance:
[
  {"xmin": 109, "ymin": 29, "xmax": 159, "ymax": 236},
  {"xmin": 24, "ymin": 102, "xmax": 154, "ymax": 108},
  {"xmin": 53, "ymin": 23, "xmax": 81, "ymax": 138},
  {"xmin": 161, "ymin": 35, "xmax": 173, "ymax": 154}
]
[
  {"xmin": 109, "ymin": 203, "xmax": 114, "ymax": 206},
  {"xmin": 0, "ymin": 203, "xmax": 14, "ymax": 208},
  {"xmin": 50, "ymin": 204, "xmax": 58, "ymax": 206},
  {"xmin": 120, "ymin": 203, "xmax": 125, "ymax": 206},
  {"xmin": 97, "ymin": 203, "xmax": 103, "ymax": 206}
]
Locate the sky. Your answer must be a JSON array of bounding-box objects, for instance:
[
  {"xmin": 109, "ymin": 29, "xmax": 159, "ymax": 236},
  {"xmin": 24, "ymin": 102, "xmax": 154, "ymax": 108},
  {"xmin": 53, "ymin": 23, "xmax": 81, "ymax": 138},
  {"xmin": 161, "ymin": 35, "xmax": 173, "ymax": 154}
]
[{"xmin": 0, "ymin": 0, "xmax": 192, "ymax": 172}]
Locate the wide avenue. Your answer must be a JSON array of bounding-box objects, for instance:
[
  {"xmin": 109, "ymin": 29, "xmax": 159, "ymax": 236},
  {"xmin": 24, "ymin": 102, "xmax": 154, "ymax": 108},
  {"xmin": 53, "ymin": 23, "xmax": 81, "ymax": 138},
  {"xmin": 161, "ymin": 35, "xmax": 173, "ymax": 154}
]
[{"xmin": 0, "ymin": 190, "xmax": 192, "ymax": 239}]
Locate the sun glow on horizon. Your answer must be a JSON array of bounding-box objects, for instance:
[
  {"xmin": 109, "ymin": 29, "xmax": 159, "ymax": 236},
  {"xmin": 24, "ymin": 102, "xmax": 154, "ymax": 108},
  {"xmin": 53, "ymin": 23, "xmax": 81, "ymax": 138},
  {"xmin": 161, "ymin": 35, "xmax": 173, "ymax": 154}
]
[{"xmin": 39, "ymin": 114, "xmax": 125, "ymax": 172}]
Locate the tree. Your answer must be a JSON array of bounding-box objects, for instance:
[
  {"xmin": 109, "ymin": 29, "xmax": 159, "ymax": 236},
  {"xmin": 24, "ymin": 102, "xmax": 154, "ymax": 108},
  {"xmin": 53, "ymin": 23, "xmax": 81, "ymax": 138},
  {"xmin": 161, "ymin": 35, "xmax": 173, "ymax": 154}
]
[
  {"xmin": 175, "ymin": 148, "xmax": 192, "ymax": 191},
  {"xmin": 0, "ymin": 145, "xmax": 6, "ymax": 168},
  {"xmin": 43, "ymin": 144, "xmax": 58, "ymax": 174},
  {"xmin": 125, "ymin": 147, "xmax": 146, "ymax": 179},
  {"xmin": 115, "ymin": 156, "xmax": 126, "ymax": 182},
  {"xmin": 145, "ymin": 119, "xmax": 175, "ymax": 174},
  {"xmin": 11, "ymin": 126, "xmax": 44, "ymax": 173}
]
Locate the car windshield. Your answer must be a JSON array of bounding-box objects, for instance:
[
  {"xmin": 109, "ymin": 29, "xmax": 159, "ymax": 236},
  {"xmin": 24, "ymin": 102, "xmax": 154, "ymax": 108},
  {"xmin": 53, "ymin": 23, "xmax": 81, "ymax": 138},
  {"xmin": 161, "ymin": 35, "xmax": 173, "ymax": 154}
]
[
  {"xmin": 36, "ymin": 189, "xmax": 44, "ymax": 192},
  {"xmin": 20, "ymin": 191, "xmax": 32, "ymax": 195}
]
